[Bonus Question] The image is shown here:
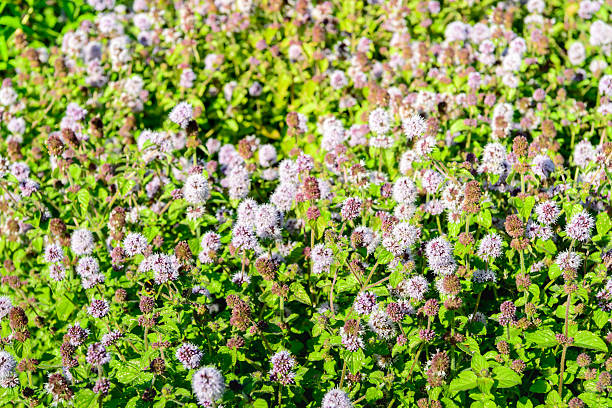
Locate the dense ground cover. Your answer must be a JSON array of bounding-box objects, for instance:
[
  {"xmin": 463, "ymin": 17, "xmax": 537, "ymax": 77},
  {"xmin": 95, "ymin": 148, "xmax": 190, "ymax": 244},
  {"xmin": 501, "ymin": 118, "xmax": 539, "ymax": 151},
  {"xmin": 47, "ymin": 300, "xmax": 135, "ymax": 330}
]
[{"xmin": 0, "ymin": 0, "xmax": 611, "ymax": 407}]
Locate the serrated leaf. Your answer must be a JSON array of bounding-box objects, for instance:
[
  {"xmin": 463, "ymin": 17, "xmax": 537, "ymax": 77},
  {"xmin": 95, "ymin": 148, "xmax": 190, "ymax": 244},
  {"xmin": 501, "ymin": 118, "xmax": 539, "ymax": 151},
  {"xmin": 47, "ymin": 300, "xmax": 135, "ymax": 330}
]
[
  {"xmin": 365, "ymin": 387, "xmax": 383, "ymax": 402},
  {"xmin": 493, "ymin": 366, "xmax": 521, "ymax": 388},
  {"xmin": 449, "ymin": 370, "xmax": 478, "ymax": 394},
  {"xmin": 74, "ymin": 389, "xmax": 98, "ymax": 408},
  {"xmin": 471, "ymin": 353, "xmax": 488, "ymax": 375},
  {"xmin": 578, "ymin": 392, "xmax": 609, "ymax": 408},
  {"xmin": 56, "ymin": 294, "xmax": 76, "ymax": 321},
  {"xmin": 252, "ymin": 399, "xmax": 268, "ymax": 408},
  {"xmin": 596, "ymin": 212, "xmax": 611, "ymax": 236},
  {"xmin": 593, "ymin": 310, "xmax": 609, "ymax": 330},
  {"xmin": 289, "ymin": 282, "xmax": 311, "ymax": 306},
  {"xmin": 518, "ymin": 196, "xmax": 535, "ymax": 220},
  {"xmin": 344, "ymin": 348, "xmax": 367, "ymax": 374},
  {"xmin": 77, "ymin": 189, "xmax": 90, "ymax": 214},
  {"xmin": 477, "ymin": 210, "xmax": 492, "ymax": 229},
  {"xmin": 524, "ymin": 329, "xmax": 557, "ymax": 348},
  {"xmin": 573, "ymin": 331, "xmax": 608, "ymax": 352}
]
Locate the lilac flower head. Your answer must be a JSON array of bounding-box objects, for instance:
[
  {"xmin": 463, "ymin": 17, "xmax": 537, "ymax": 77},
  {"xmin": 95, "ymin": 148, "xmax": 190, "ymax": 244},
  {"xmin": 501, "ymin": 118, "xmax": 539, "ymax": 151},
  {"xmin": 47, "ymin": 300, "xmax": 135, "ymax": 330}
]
[
  {"xmin": 567, "ymin": 42, "xmax": 586, "ymax": 65},
  {"xmin": 319, "ymin": 117, "xmax": 346, "ymax": 151},
  {"xmin": 0, "ymin": 297, "xmax": 12, "ymax": 320},
  {"xmin": 599, "ymin": 74, "xmax": 612, "ymax": 98},
  {"xmin": 183, "ymin": 174, "xmax": 210, "ymax": 204},
  {"xmin": 49, "ymin": 264, "xmax": 66, "ymax": 282},
  {"xmin": 232, "ymin": 224, "xmax": 258, "ymax": 252},
  {"xmin": 139, "ymin": 253, "xmax": 180, "ymax": 284},
  {"xmin": 478, "ymin": 143, "xmax": 508, "ymax": 175},
  {"xmin": 269, "ymin": 350, "xmax": 296, "ymax": 385},
  {"xmin": 76, "ymin": 256, "xmax": 100, "ymax": 277},
  {"xmin": 86, "ymin": 343, "xmax": 111, "ymax": 366},
  {"xmin": 354, "ymin": 292, "xmax": 377, "ymax": 315},
  {"xmin": 192, "ymin": 366, "xmax": 225, "ymax": 405},
  {"xmin": 535, "ymin": 201, "xmax": 560, "ymax": 225},
  {"xmin": 169, "ymin": 102, "xmax": 193, "ymax": 128},
  {"xmin": 255, "ymin": 204, "xmax": 281, "ymax": 239},
  {"xmin": 425, "ymin": 237, "xmax": 456, "ymax": 275},
  {"xmin": 65, "ymin": 103, "xmax": 87, "ymax": 121},
  {"xmin": 329, "ymin": 70, "xmax": 348, "ymax": 89},
  {"xmin": 0, "ymin": 351, "xmax": 16, "ymax": 379},
  {"xmin": 573, "ymin": 140, "xmax": 595, "ymax": 168},
  {"xmin": 311, "ymin": 244, "xmax": 334, "ymax": 274},
  {"xmin": 341, "ymin": 197, "xmax": 362, "ymax": 220},
  {"xmin": 531, "ymin": 154, "xmax": 555, "ymax": 179},
  {"xmin": 445, "ymin": 21, "xmax": 470, "ymax": 42},
  {"xmin": 367, "ymin": 308, "xmax": 396, "ymax": 339},
  {"xmin": 71, "ymin": 228, "xmax": 95, "ymax": 256},
  {"xmin": 398, "ymin": 275, "xmax": 429, "ymax": 301},
  {"xmin": 472, "ymin": 269, "xmax": 497, "ymax": 283},
  {"xmin": 369, "ymin": 108, "xmax": 391, "ymax": 135},
  {"xmin": 87, "ymin": 298, "xmax": 110, "ymax": 318},
  {"xmin": 322, "ymin": 388, "xmax": 353, "ymax": 408},
  {"xmin": 180, "ymin": 68, "xmax": 196, "ymax": 88},
  {"xmin": 565, "ymin": 210, "xmax": 594, "ymax": 242},
  {"xmin": 340, "ymin": 322, "xmax": 364, "ymax": 352},
  {"xmin": 236, "ymin": 198, "xmax": 259, "ymax": 228},
  {"xmin": 226, "ymin": 165, "xmax": 251, "ymax": 200},
  {"xmin": 101, "ymin": 330, "xmax": 123, "ymax": 347},
  {"xmin": 402, "ymin": 114, "xmax": 426, "ymax": 140},
  {"xmin": 66, "ymin": 324, "xmax": 90, "ymax": 346},
  {"xmin": 393, "ymin": 177, "xmax": 417, "ymax": 204},
  {"xmin": 421, "ymin": 170, "xmax": 444, "ymax": 194},
  {"xmin": 44, "ymin": 243, "xmax": 65, "ymax": 263},
  {"xmin": 555, "ymin": 251, "xmax": 582, "ymax": 271},
  {"xmin": 258, "ymin": 144, "xmax": 277, "ymax": 168},
  {"xmin": 176, "ymin": 343, "xmax": 203, "ymax": 370},
  {"xmin": 199, "ymin": 232, "xmax": 221, "ymax": 264},
  {"xmin": 477, "ymin": 233, "xmax": 503, "ymax": 261},
  {"xmin": 392, "ymin": 222, "xmax": 421, "ymax": 248},
  {"xmin": 123, "ymin": 232, "xmax": 148, "ymax": 257}
]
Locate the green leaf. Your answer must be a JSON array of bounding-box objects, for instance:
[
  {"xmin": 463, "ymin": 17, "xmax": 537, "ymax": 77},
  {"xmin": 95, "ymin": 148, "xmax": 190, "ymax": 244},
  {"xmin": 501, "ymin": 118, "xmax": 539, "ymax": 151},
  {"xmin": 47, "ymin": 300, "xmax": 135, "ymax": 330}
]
[
  {"xmin": 546, "ymin": 390, "xmax": 562, "ymax": 406},
  {"xmin": 578, "ymin": 392, "xmax": 609, "ymax": 408},
  {"xmin": 448, "ymin": 222, "xmax": 461, "ymax": 237},
  {"xmin": 596, "ymin": 212, "xmax": 611, "ymax": 236},
  {"xmin": 252, "ymin": 399, "xmax": 268, "ymax": 408},
  {"xmin": 449, "ymin": 370, "xmax": 478, "ymax": 394},
  {"xmin": 113, "ymin": 360, "xmax": 154, "ymax": 385},
  {"xmin": 365, "ymin": 387, "xmax": 383, "ymax": 402},
  {"xmin": 529, "ymin": 379, "xmax": 550, "ymax": 393},
  {"xmin": 524, "ymin": 329, "xmax": 557, "ymax": 348},
  {"xmin": 289, "ymin": 282, "xmax": 312, "ymax": 306},
  {"xmin": 74, "ymin": 389, "xmax": 98, "ymax": 408},
  {"xmin": 69, "ymin": 163, "xmax": 82, "ymax": 181},
  {"xmin": 77, "ymin": 189, "xmax": 90, "ymax": 215},
  {"xmin": 56, "ymin": 294, "xmax": 76, "ymax": 321},
  {"xmin": 593, "ymin": 310, "xmax": 609, "ymax": 330},
  {"xmin": 471, "ymin": 353, "xmax": 488, "ymax": 375},
  {"xmin": 476, "ymin": 377, "xmax": 494, "ymax": 395},
  {"xmin": 518, "ymin": 196, "xmax": 535, "ymax": 220},
  {"xmin": 344, "ymin": 348, "xmax": 367, "ymax": 374},
  {"xmin": 493, "ymin": 366, "xmax": 521, "ymax": 388},
  {"xmin": 120, "ymin": 179, "xmax": 136, "ymax": 197},
  {"xmin": 573, "ymin": 331, "xmax": 608, "ymax": 352},
  {"xmin": 476, "ymin": 210, "xmax": 492, "ymax": 229},
  {"xmin": 375, "ymin": 248, "xmax": 394, "ymax": 265},
  {"xmin": 389, "ymin": 269, "xmax": 403, "ymax": 287}
]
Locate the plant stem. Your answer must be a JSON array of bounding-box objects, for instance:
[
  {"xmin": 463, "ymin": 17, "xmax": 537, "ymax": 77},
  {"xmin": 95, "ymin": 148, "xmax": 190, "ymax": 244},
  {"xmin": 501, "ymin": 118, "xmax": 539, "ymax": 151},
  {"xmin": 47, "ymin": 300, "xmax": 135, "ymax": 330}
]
[
  {"xmin": 558, "ymin": 293, "xmax": 571, "ymax": 396},
  {"xmin": 330, "ymin": 269, "xmax": 338, "ymax": 315},
  {"xmin": 339, "ymin": 359, "xmax": 347, "ymax": 388},
  {"xmin": 471, "ymin": 291, "xmax": 482, "ymax": 319}
]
